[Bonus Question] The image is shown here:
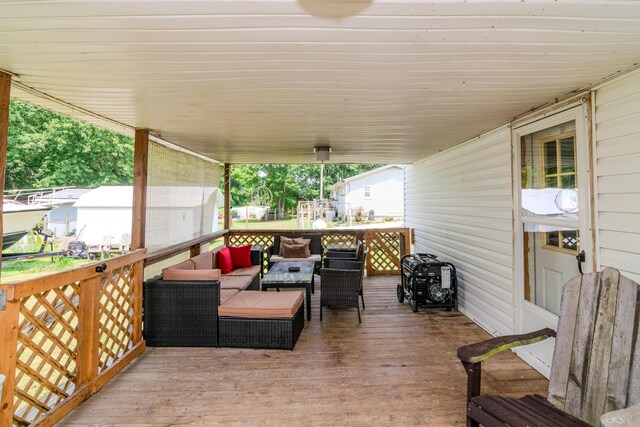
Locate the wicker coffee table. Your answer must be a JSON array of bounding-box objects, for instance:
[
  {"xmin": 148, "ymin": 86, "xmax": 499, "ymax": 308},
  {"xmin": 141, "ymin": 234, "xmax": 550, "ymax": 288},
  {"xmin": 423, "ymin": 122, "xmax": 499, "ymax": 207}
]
[{"xmin": 262, "ymin": 261, "xmax": 315, "ymax": 320}]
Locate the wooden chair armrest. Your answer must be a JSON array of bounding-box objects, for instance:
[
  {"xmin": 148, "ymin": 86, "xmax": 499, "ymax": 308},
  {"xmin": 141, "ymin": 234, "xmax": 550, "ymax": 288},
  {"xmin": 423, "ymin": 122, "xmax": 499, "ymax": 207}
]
[
  {"xmin": 457, "ymin": 328, "xmax": 555, "ymax": 363},
  {"xmin": 601, "ymin": 403, "xmax": 640, "ymax": 426}
]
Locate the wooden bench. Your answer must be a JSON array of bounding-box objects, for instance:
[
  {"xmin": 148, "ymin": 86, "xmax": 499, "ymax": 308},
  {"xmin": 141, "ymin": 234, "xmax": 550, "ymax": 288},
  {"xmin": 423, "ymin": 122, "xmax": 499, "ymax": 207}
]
[{"xmin": 457, "ymin": 268, "xmax": 640, "ymax": 427}]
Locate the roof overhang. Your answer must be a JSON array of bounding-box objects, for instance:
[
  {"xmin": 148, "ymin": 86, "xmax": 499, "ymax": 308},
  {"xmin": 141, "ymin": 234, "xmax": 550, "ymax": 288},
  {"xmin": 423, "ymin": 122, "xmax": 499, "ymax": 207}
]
[{"xmin": 2, "ymin": 1, "xmax": 640, "ymax": 164}]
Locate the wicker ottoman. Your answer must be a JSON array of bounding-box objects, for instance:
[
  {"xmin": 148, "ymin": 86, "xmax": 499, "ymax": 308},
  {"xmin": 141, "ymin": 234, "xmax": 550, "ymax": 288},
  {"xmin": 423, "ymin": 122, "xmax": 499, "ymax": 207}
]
[{"xmin": 218, "ymin": 291, "xmax": 305, "ymax": 350}]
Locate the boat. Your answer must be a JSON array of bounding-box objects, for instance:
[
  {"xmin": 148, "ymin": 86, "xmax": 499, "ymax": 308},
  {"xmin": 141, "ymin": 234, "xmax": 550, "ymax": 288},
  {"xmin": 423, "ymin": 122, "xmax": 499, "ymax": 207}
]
[{"xmin": 2, "ymin": 188, "xmax": 69, "ymax": 251}]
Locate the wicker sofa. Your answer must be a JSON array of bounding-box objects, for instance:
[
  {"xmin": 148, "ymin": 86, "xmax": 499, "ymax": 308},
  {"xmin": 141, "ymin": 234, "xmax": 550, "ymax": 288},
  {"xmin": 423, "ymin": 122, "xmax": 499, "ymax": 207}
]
[
  {"xmin": 162, "ymin": 245, "xmax": 262, "ymax": 292},
  {"xmin": 144, "ymin": 245, "xmax": 304, "ymax": 349}
]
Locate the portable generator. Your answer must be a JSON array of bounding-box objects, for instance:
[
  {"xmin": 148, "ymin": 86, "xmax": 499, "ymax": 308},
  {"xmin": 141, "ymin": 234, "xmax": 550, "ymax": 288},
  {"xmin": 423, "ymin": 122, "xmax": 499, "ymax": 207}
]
[{"xmin": 397, "ymin": 253, "xmax": 457, "ymax": 312}]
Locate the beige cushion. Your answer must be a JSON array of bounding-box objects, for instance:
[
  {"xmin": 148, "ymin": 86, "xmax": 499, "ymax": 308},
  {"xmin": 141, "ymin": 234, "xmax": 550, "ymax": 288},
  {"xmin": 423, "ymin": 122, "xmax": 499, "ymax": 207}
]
[
  {"xmin": 226, "ymin": 265, "xmax": 261, "ymax": 277},
  {"xmin": 162, "ymin": 269, "xmax": 221, "ymax": 281},
  {"xmin": 210, "ymin": 245, "xmax": 226, "ymax": 269},
  {"xmin": 219, "ymin": 291, "xmax": 304, "ymax": 319},
  {"xmin": 220, "ymin": 275, "xmax": 253, "ymax": 290},
  {"xmin": 164, "ymin": 259, "xmax": 195, "ymax": 272},
  {"xmin": 191, "ymin": 252, "xmax": 214, "ymax": 270},
  {"xmin": 270, "ymin": 254, "xmax": 321, "ymax": 263},
  {"xmin": 220, "ymin": 289, "xmax": 240, "ymax": 305},
  {"xmin": 279, "ymin": 237, "xmax": 310, "ymax": 257},
  {"xmin": 279, "ymin": 236, "xmax": 295, "ymax": 256},
  {"xmin": 282, "ymin": 243, "xmax": 308, "ymax": 258}
]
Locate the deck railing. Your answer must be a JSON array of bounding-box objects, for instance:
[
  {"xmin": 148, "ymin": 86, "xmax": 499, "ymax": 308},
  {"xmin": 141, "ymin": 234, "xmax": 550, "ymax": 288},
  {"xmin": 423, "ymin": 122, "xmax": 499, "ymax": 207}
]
[
  {"xmin": 0, "ymin": 250, "xmax": 146, "ymax": 427},
  {"xmin": 228, "ymin": 228, "xmax": 411, "ymax": 276},
  {"xmin": 0, "ymin": 227, "xmax": 410, "ymax": 426}
]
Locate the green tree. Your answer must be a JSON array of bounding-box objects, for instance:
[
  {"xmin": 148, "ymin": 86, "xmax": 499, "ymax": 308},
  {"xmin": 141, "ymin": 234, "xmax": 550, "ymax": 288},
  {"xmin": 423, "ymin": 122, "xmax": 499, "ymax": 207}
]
[
  {"xmin": 228, "ymin": 163, "xmax": 382, "ymax": 218},
  {"xmin": 7, "ymin": 98, "xmax": 134, "ymax": 189}
]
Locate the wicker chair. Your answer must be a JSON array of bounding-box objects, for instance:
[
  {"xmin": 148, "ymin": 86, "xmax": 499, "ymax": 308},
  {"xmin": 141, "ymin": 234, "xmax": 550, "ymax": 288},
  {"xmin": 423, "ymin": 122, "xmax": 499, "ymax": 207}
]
[
  {"xmin": 325, "ymin": 240, "xmax": 364, "ymax": 262},
  {"xmin": 324, "ymin": 255, "xmax": 367, "ymax": 310},
  {"xmin": 319, "ymin": 264, "xmax": 364, "ymax": 323}
]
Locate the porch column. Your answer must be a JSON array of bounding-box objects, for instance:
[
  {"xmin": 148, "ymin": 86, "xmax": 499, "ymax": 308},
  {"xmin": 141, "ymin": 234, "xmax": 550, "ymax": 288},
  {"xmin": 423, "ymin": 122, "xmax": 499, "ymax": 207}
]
[
  {"xmin": 0, "ymin": 70, "xmax": 14, "ymax": 427},
  {"xmin": 0, "ymin": 72, "xmax": 10, "ymax": 271},
  {"xmin": 223, "ymin": 163, "xmax": 230, "ymax": 244},
  {"xmin": 131, "ymin": 129, "xmax": 149, "ymax": 250}
]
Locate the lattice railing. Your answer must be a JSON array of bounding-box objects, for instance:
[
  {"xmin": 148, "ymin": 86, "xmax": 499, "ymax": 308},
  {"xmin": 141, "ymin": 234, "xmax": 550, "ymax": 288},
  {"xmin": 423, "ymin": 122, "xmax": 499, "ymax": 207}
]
[
  {"xmin": 98, "ymin": 266, "xmax": 135, "ymax": 373},
  {"xmin": 13, "ymin": 283, "xmax": 79, "ymax": 425},
  {"xmin": 228, "ymin": 233, "xmax": 274, "ymax": 274},
  {"xmin": 228, "ymin": 229, "xmax": 409, "ymax": 276},
  {"xmin": 364, "ymin": 229, "xmax": 411, "ymax": 276},
  {"xmin": 0, "ymin": 250, "xmax": 146, "ymax": 427}
]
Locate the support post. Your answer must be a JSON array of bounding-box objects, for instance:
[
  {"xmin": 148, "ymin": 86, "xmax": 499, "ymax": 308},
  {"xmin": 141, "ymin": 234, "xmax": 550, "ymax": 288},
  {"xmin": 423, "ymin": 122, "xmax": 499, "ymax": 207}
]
[
  {"xmin": 131, "ymin": 259, "xmax": 144, "ymax": 344},
  {"xmin": 223, "ymin": 163, "xmax": 230, "ymax": 244},
  {"xmin": 0, "ymin": 72, "xmax": 11, "ymax": 273},
  {"xmin": 131, "ymin": 129, "xmax": 149, "ymax": 250},
  {"xmin": 0, "ymin": 296, "xmax": 19, "ymax": 426},
  {"xmin": 76, "ymin": 277, "xmax": 101, "ymax": 385}
]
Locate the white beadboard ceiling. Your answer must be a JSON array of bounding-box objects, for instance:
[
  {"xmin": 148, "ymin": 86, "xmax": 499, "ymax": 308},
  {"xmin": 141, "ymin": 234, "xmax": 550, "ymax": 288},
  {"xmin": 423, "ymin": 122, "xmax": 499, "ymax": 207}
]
[{"xmin": 2, "ymin": 0, "xmax": 640, "ymax": 164}]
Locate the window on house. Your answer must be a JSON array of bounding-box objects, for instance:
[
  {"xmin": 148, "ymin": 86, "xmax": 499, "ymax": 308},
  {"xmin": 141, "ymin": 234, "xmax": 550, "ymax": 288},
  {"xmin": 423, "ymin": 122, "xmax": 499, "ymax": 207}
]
[
  {"xmin": 541, "ymin": 131, "xmax": 578, "ymax": 254},
  {"xmin": 364, "ymin": 186, "xmax": 372, "ymax": 199}
]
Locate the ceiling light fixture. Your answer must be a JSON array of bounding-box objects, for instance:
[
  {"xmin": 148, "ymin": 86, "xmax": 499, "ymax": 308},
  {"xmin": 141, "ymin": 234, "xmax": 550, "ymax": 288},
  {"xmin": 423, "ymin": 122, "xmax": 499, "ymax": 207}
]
[{"xmin": 314, "ymin": 146, "xmax": 331, "ymax": 163}]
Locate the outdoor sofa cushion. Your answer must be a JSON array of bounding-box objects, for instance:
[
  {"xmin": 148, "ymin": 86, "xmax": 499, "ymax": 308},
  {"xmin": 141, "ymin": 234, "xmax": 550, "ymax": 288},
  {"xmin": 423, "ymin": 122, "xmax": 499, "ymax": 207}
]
[
  {"xmin": 191, "ymin": 252, "xmax": 214, "ymax": 269},
  {"xmin": 226, "ymin": 265, "xmax": 262, "ymax": 277},
  {"xmin": 219, "ymin": 290, "xmax": 304, "ymax": 319},
  {"xmin": 220, "ymin": 275, "xmax": 254, "ymax": 291},
  {"xmin": 167, "ymin": 258, "xmax": 195, "ymax": 270},
  {"xmin": 162, "ymin": 268, "xmax": 221, "ymax": 281},
  {"xmin": 270, "ymin": 254, "xmax": 322, "ymax": 263},
  {"xmin": 220, "ymin": 288, "xmax": 240, "ymax": 305}
]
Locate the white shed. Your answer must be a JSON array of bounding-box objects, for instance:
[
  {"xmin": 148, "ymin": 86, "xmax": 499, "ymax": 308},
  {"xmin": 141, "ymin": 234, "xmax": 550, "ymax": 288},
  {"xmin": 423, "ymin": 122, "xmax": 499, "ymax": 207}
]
[
  {"xmin": 329, "ymin": 165, "xmax": 404, "ymax": 219},
  {"xmin": 74, "ymin": 186, "xmax": 134, "ymax": 246},
  {"xmin": 74, "ymin": 186, "xmax": 224, "ymax": 247}
]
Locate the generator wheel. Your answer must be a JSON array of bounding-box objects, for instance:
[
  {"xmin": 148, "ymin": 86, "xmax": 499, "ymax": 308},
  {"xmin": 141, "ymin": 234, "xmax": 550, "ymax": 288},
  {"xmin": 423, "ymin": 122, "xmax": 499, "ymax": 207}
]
[{"xmin": 396, "ymin": 284, "xmax": 405, "ymax": 303}]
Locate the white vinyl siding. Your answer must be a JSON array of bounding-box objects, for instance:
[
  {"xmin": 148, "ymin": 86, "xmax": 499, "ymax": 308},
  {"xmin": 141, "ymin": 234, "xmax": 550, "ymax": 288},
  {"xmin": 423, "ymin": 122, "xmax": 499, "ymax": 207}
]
[
  {"xmin": 594, "ymin": 70, "xmax": 640, "ymax": 283},
  {"xmin": 404, "ymin": 127, "xmax": 515, "ymax": 336}
]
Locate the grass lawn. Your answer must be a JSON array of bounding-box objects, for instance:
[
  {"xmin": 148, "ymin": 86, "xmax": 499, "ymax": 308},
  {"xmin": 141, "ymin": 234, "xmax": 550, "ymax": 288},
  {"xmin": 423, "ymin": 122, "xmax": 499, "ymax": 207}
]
[{"xmin": 1, "ymin": 257, "xmax": 89, "ymax": 283}]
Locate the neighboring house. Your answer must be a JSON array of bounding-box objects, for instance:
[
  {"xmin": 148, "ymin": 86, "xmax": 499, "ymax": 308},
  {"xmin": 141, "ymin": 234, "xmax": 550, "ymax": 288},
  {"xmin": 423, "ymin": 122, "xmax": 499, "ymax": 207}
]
[
  {"xmin": 40, "ymin": 188, "xmax": 92, "ymax": 237},
  {"xmin": 329, "ymin": 165, "xmax": 404, "ymax": 219},
  {"xmin": 74, "ymin": 186, "xmax": 223, "ymax": 249}
]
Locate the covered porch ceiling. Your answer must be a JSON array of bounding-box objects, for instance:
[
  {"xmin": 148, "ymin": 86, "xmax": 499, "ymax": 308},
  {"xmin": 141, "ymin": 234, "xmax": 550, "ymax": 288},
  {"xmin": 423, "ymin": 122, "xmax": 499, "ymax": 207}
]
[{"xmin": 2, "ymin": 0, "xmax": 640, "ymax": 164}]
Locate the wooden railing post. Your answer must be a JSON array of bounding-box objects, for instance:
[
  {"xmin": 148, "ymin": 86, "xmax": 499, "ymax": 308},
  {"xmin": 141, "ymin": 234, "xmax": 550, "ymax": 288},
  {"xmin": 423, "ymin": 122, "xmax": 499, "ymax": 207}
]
[
  {"xmin": 76, "ymin": 277, "xmax": 101, "ymax": 386},
  {"xmin": 131, "ymin": 260, "xmax": 144, "ymax": 344},
  {"xmin": 0, "ymin": 296, "xmax": 20, "ymax": 426},
  {"xmin": 223, "ymin": 163, "xmax": 231, "ymax": 245},
  {"xmin": 131, "ymin": 129, "xmax": 149, "ymax": 251}
]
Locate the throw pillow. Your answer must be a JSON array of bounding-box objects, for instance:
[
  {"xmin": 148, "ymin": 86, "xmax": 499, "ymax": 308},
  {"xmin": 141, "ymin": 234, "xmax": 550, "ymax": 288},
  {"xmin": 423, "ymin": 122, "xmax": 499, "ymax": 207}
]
[
  {"xmin": 228, "ymin": 244, "xmax": 253, "ymax": 268},
  {"xmin": 217, "ymin": 247, "xmax": 234, "ymax": 274},
  {"xmin": 282, "ymin": 243, "xmax": 307, "ymax": 258},
  {"xmin": 163, "ymin": 269, "xmax": 222, "ymax": 281},
  {"xmin": 293, "ymin": 238, "xmax": 311, "ymax": 257},
  {"xmin": 279, "ymin": 236, "xmax": 295, "ymax": 256}
]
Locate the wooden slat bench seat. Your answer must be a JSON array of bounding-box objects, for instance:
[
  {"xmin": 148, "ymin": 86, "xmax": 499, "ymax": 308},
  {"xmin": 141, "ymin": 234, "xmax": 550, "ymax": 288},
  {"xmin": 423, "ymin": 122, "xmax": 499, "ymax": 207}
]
[{"xmin": 470, "ymin": 394, "xmax": 589, "ymax": 427}]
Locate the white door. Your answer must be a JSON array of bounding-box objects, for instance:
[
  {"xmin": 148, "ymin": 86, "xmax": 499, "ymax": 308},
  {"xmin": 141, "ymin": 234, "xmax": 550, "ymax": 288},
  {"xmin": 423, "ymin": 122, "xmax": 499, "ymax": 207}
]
[{"xmin": 513, "ymin": 104, "xmax": 594, "ymax": 377}]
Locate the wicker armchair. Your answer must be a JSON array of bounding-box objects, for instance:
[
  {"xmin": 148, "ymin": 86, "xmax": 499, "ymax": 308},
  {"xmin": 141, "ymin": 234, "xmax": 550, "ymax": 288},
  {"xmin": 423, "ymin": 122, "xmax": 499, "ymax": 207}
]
[
  {"xmin": 319, "ymin": 265, "xmax": 364, "ymax": 323},
  {"xmin": 325, "ymin": 241, "xmax": 364, "ymax": 261},
  {"xmin": 324, "ymin": 258, "xmax": 366, "ymax": 310}
]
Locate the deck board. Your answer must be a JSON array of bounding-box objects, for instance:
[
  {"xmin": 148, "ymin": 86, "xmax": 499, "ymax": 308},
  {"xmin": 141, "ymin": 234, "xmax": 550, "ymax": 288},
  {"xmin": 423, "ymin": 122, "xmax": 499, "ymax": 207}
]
[{"xmin": 60, "ymin": 276, "xmax": 548, "ymax": 426}]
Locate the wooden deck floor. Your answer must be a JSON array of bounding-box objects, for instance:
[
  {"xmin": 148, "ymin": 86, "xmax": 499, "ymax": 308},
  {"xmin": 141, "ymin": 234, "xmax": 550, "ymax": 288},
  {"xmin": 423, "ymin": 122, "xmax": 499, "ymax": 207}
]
[{"xmin": 60, "ymin": 276, "xmax": 548, "ymax": 426}]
